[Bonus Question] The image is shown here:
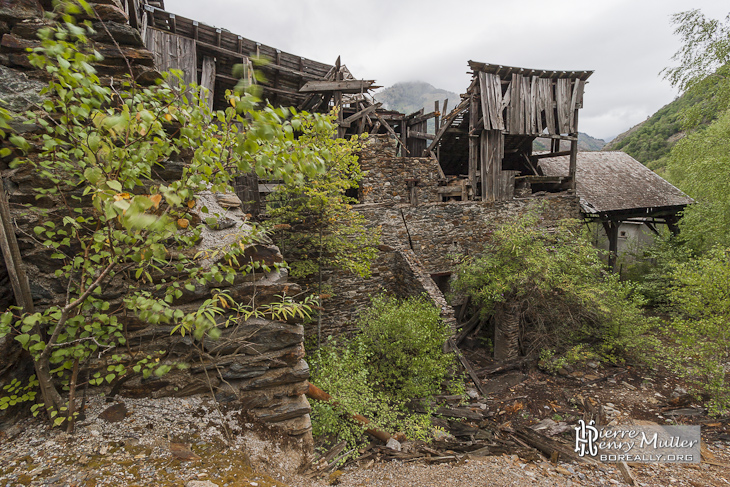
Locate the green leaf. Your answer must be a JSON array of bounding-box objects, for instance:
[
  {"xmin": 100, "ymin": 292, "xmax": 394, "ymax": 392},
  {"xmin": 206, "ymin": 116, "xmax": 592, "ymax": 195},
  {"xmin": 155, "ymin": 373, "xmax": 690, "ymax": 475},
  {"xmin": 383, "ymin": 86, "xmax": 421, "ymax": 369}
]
[
  {"xmin": 15, "ymin": 334, "xmax": 30, "ymax": 348},
  {"xmin": 107, "ymin": 180, "xmax": 122, "ymax": 192},
  {"xmin": 84, "ymin": 167, "xmax": 102, "ymax": 184}
]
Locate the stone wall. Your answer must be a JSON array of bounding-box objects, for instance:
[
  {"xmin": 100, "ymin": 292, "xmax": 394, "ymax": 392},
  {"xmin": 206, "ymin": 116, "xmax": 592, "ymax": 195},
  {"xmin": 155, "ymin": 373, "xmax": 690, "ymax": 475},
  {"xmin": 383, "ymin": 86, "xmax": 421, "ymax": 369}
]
[
  {"xmin": 358, "ymin": 195, "xmax": 581, "ymax": 274},
  {"xmin": 313, "ymin": 195, "xmax": 581, "ymax": 336},
  {"xmin": 310, "ymin": 248, "xmax": 456, "ymax": 338},
  {"xmin": 359, "ymin": 134, "xmax": 443, "ymax": 205},
  {"xmin": 0, "ymin": 3, "xmax": 312, "ymax": 448}
]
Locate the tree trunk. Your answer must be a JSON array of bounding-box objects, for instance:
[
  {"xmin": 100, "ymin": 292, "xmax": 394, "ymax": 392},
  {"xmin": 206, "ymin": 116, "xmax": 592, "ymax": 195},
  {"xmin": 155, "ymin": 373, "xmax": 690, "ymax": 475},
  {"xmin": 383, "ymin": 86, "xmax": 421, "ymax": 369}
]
[{"xmin": 494, "ymin": 300, "xmax": 520, "ymax": 361}]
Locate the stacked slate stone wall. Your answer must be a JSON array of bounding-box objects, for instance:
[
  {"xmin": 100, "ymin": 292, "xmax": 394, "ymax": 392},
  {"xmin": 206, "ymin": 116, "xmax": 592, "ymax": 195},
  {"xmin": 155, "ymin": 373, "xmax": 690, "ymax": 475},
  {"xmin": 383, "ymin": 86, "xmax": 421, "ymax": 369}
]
[
  {"xmin": 359, "ymin": 134, "xmax": 442, "ymax": 205},
  {"xmin": 312, "ymin": 196, "xmax": 581, "ymax": 336},
  {"xmin": 307, "ymin": 247, "xmax": 456, "ymax": 338},
  {"xmin": 0, "ymin": 2, "xmax": 312, "ymax": 446}
]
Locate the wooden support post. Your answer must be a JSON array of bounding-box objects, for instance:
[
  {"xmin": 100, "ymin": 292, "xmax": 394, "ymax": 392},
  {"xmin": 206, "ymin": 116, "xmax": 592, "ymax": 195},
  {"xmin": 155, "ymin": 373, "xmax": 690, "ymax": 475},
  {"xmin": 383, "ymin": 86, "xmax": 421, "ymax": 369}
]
[
  {"xmin": 199, "ymin": 56, "xmax": 216, "ymax": 113},
  {"xmin": 568, "ymin": 109, "xmax": 579, "ymax": 190},
  {"xmin": 334, "ymin": 56, "xmax": 344, "ymax": 138},
  {"xmin": 602, "ymin": 220, "xmax": 619, "ymax": 272},
  {"xmin": 434, "ymin": 100, "xmax": 440, "ymax": 134},
  {"xmin": 192, "ymin": 20, "xmax": 198, "ymax": 40},
  {"xmin": 468, "ymin": 92, "xmax": 478, "ymax": 198},
  {"xmin": 399, "ymin": 117, "xmax": 407, "ymax": 156},
  {"xmin": 0, "ymin": 181, "xmax": 34, "ymax": 313}
]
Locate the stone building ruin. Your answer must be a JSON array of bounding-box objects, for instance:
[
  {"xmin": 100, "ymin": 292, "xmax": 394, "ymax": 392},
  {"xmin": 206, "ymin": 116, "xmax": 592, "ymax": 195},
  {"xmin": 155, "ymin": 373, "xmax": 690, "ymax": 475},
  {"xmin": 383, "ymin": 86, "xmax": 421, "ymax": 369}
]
[{"xmin": 0, "ymin": 0, "xmax": 694, "ymax": 465}]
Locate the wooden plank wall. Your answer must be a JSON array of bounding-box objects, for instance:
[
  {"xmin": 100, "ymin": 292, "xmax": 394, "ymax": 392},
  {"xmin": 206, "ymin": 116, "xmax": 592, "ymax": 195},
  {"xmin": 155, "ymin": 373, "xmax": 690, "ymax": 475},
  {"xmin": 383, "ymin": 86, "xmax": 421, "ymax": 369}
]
[
  {"xmin": 145, "ymin": 28, "xmax": 197, "ymax": 88},
  {"xmin": 199, "ymin": 55, "xmax": 216, "ymax": 112},
  {"xmin": 480, "ymin": 129, "xmax": 504, "ymax": 202},
  {"xmin": 477, "ymin": 72, "xmax": 585, "ymax": 136}
]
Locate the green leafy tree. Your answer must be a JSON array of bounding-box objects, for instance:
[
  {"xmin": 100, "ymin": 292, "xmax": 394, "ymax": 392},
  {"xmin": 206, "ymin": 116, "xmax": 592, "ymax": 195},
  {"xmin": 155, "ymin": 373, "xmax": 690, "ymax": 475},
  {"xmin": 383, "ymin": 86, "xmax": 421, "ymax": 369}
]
[
  {"xmin": 665, "ymin": 248, "xmax": 730, "ymax": 413},
  {"xmin": 0, "ymin": 11, "xmax": 330, "ymax": 426},
  {"xmin": 266, "ymin": 128, "xmax": 379, "ymax": 280},
  {"xmin": 452, "ymin": 212, "xmax": 649, "ymax": 359}
]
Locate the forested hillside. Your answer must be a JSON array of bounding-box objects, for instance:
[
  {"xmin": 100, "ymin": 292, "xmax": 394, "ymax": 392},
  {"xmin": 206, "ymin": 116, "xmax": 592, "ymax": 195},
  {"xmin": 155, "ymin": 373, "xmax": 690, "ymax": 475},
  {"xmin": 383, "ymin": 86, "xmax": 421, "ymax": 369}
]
[{"xmin": 604, "ymin": 73, "xmax": 727, "ymax": 170}]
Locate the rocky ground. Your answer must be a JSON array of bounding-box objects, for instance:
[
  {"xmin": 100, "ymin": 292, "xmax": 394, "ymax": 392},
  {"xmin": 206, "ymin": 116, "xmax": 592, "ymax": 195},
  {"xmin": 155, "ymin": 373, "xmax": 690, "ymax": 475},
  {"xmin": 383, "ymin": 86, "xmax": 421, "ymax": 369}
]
[{"xmin": 1, "ymin": 359, "xmax": 730, "ymax": 487}]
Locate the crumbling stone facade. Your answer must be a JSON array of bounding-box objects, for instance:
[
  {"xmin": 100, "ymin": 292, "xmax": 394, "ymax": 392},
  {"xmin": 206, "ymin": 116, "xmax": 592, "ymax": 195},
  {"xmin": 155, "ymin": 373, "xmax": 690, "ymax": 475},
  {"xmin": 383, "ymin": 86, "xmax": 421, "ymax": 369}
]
[
  {"xmin": 0, "ymin": 2, "xmax": 312, "ymax": 448},
  {"xmin": 359, "ymin": 135, "xmax": 443, "ymax": 205},
  {"xmin": 312, "ymin": 136, "xmax": 582, "ymax": 336}
]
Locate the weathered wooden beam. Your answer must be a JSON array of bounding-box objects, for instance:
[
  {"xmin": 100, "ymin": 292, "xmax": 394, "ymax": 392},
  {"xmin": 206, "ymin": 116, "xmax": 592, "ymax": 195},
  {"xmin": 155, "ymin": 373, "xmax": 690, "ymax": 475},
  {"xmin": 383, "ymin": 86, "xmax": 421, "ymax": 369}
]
[
  {"xmin": 373, "ymin": 111, "xmax": 408, "ymax": 155},
  {"xmin": 299, "ymin": 79, "xmax": 377, "ymax": 93},
  {"xmin": 434, "ymin": 100, "xmax": 440, "ymax": 131},
  {"xmin": 427, "ymin": 97, "xmax": 470, "ymax": 153},
  {"xmin": 194, "ymin": 39, "xmax": 321, "ymax": 80},
  {"xmin": 407, "ymin": 111, "xmax": 438, "ymax": 126},
  {"xmin": 339, "ymin": 102, "xmax": 381, "ymax": 127},
  {"xmin": 199, "ymin": 56, "xmax": 216, "ymax": 112},
  {"xmin": 530, "ymin": 150, "xmax": 572, "ymax": 160},
  {"xmin": 408, "ymin": 130, "xmax": 435, "ymax": 140},
  {"xmin": 468, "ymin": 93, "xmax": 478, "ymax": 198}
]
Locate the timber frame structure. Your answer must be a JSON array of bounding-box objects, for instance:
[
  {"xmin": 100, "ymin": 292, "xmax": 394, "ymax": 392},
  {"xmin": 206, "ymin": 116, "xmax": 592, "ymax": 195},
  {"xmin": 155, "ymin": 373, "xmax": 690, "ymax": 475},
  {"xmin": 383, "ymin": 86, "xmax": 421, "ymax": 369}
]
[
  {"xmin": 126, "ymin": 0, "xmax": 435, "ymax": 150},
  {"xmin": 430, "ymin": 62, "xmax": 593, "ymax": 202}
]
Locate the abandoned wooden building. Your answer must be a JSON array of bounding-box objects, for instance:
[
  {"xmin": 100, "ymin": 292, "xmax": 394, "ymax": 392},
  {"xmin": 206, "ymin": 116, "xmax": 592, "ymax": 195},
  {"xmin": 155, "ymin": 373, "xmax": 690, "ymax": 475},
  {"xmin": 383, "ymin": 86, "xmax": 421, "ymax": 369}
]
[{"xmin": 539, "ymin": 151, "xmax": 693, "ymax": 269}]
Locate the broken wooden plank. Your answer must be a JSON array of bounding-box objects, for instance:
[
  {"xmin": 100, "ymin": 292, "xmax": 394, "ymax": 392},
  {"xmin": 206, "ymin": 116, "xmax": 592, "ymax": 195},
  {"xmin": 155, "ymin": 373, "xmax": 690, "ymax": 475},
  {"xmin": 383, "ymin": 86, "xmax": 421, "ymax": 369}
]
[
  {"xmin": 513, "ymin": 427, "xmax": 599, "ymax": 464},
  {"xmin": 408, "ymin": 130, "xmax": 435, "ymax": 140},
  {"xmin": 427, "ymin": 97, "xmax": 470, "ymax": 153},
  {"xmin": 373, "ymin": 111, "xmax": 408, "ymax": 155},
  {"xmin": 299, "ymin": 79, "xmax": 376, "ymax": 93},
  {"xmin": 447, "ymin": 337, "xmax": 487, "ymax": 397},
  {"xmin": 618, "ymin": 461, "xmax": 637, "ymax": 486},
  {"xmin": 340, "ymin": 102, "xmax": 381, "ymax": 127},
  {"xmin": 199, "ymin": 55, "xmax": 216, "ymax": 112}
]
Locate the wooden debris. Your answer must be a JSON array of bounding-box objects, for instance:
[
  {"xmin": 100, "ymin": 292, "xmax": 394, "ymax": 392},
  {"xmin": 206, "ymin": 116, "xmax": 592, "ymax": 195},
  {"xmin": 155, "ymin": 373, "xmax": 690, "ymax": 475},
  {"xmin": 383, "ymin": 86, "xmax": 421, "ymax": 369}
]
[{"xmin": 617, "ymin": 461, "xmax": 637, "ymax": 486}]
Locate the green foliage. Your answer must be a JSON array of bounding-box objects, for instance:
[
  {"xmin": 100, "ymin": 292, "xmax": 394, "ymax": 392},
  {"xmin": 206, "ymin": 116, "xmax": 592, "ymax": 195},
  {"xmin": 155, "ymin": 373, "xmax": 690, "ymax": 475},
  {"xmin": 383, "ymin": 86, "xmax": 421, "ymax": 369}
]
[
  {"xmin": 309, "ymin": 295, "xmax": 462, "ymax": 459},
  {"xmin": 621, "ymin": 234, "xmax": 692, "ymax": 308},
  {"xmin": 663, "ymin": 247, "xmax": 730, "ymax": 414},
  {"xmin": 661, "ymin": 10, "xmax": 730, "ymax": 94},
  {"xmin": 267, "ymin": 126, "xmax": 379, "ymax": 279},
  {"xmin": 358, "ymin": 294, "xmax": 458, "ymax": 401},
  {"xmin": 452, "ymin": 212, "xmax": 651, "ymax": 358},
  {"xmin": 0, "ymin": 13, "xmax": 336, "ymax": 423},
  {"xmin": 666, "ymin": 110, "xmax": 730, "ymax": 252}
]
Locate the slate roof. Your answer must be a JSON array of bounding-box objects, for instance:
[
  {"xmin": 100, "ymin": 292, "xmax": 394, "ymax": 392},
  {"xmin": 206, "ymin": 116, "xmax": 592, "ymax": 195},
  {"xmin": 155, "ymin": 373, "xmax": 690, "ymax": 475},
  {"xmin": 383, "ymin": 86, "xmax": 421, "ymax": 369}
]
[{"xmin": 539, "ymin": 151, "xmax": 693, "ymax": 215}]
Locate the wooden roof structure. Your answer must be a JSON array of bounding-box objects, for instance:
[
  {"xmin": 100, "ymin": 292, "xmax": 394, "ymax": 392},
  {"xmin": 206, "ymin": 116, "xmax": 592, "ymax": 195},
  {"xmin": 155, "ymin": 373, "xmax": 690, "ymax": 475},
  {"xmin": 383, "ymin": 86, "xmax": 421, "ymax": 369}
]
[
  {"xmin": 539, "ymin": 151, "xmax": 692, "ymax": 270},
  {"xmin": 125, "ymin": 1, "xmax": 439, "ymax": 146},
  {"xmin": 430, "ymin": 61, "xmax": 593, "ymax": 202},
  {"xmin": 538, "ymin": 151, "xmax": 693, "ymax": 218}
]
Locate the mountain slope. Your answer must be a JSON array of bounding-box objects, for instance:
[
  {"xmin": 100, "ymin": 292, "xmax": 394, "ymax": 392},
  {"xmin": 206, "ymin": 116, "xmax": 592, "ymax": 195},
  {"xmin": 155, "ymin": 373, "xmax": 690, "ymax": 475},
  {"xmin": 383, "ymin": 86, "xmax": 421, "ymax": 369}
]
[
  {"xmin": 533, "ymin": 133, "xmax": 606, "ymax": 152},
  {"xmin": 375, "ymin": 81, "xmax": 459, "ymax": 121},
  {"xmin": 603, "ymin": 73, "xmax": 727, "ymax": 170}
]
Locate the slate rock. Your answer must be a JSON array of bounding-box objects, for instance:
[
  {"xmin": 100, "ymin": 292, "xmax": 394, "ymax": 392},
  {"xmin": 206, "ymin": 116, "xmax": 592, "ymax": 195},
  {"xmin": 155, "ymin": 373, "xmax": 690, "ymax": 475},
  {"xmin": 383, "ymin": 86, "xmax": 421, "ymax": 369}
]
[
  {"xmin": 90, "ymin": 21, "xmax": 143, "ymax": 47},
  {"xmin": 0, "ymin": 65, "xmax": 46, "ymax": 113},
  {"xmin": 98, "ymin": 402, "xmax": 127, "ymax": 422},
  {"xmin": 0, "ymin": 0, "xmax": 43, "ymax": 22},
  {"xmin": 251, "ymin": 393, "xmax": 311, "ymax": 423}
]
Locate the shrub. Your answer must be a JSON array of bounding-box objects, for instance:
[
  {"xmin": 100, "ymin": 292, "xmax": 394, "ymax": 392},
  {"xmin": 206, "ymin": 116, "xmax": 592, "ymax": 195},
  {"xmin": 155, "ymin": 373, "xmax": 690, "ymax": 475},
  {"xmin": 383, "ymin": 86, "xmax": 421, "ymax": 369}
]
[
  {"xmin": 308, "ymin": 295, "xmax": 462, "ymax": 458},
  {"xmin": 358, "ymin": 294, "xmax": 457, "ymax": 401},
  {"xmin": 664, "ymin": 247, "xmax": 730, "ymax": 413},
  {"xmin": 452, "ymin": 212, "xmax": 653, "ymax": 360}
]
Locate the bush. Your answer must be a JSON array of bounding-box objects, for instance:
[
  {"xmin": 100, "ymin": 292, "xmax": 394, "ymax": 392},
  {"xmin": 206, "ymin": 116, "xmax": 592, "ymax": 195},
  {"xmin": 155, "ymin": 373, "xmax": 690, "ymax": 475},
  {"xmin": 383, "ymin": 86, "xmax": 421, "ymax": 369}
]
[
  {"xmin": 358, "ymin": 295, "xmax": 457, "ymax": 401},
  {"xmin": 308, "ymin": 295, "xmax": 462, "ymax": 458},
  {"xmin": 664, "ymin": 247, "xmax": 730, "ymax": 414},
  {"xmin": 452, "ymin": 212, "xmax": 653, "ymax": 360}
]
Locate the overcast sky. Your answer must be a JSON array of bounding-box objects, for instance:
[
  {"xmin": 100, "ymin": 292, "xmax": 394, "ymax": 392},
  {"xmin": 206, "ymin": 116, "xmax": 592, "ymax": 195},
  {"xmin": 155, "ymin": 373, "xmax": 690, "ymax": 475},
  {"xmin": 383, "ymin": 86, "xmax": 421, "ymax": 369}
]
[{"xmin": 167, "ymin": 0, "xmax": 727, "ymax": 141}]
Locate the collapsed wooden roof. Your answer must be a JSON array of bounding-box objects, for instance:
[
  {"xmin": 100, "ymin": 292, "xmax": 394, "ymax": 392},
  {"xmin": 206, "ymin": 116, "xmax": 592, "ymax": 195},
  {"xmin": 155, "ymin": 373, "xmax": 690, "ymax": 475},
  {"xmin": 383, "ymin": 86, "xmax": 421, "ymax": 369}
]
[
  {"xmin": 136, "ymin": 3, "xmax": 337, "ymax": 109},
  {"xmin": 538, "ymin": 151, "xmax": 693, "ymax": 217}
]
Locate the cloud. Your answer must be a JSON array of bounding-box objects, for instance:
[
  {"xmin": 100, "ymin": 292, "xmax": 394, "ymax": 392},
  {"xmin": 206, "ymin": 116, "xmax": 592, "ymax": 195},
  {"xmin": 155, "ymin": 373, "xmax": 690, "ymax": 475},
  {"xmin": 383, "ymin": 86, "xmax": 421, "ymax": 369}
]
[{"xmin": 166, "ymin": 0, "xmax": 726, "ymax": 139}]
